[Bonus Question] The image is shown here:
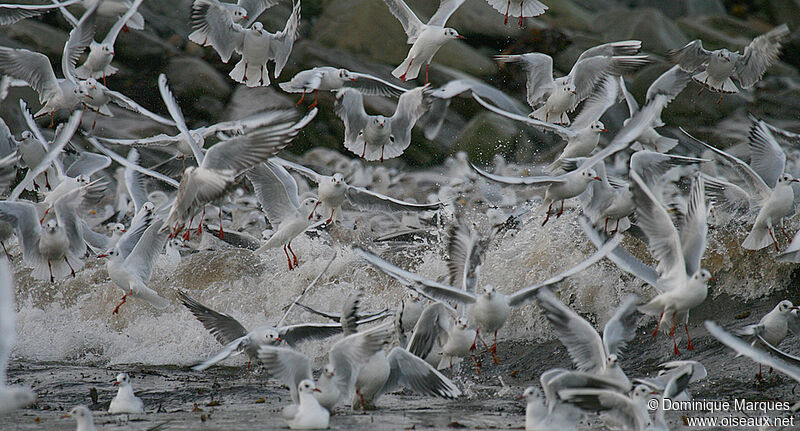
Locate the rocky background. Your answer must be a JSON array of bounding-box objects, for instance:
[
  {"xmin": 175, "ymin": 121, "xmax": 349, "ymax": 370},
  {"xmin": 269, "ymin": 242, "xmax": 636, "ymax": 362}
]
[{"xmin": 2, "ymin": 0, "xmax": 800, "ymax": 167}]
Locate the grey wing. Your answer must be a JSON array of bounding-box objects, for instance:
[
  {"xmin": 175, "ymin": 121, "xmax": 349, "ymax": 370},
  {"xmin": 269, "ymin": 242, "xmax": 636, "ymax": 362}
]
[
  {"xmin": 0, "ymin": 48, "xmax": 60, "ymax": 105},
  {"xmin": 330, "ymin": 323, "xmax": 393, "ymax": 395},
  {"xmin": 645, "ymin": 65, "xmax": 692, "ymax": 107},
  {"xmin": 378, "ymin": 347, "xmax": 461, "ymax": 398},
  {"xmin": 124, "ymin": 221, "xmax": 169, "ymax": 283},
  {"xmin": 680, "ymin": 175, "xmax": 707, "ymax": 276},
  {"xmin": 95, "ymin": 133, "xmax": 182, "ymax": 148},
  {"xmin": 345, "ymin": 184, "xmax": 441, "ymax": 213},
  {"xmin": 446, "ymin": 222, "xmax": 482, "ymax": 293},
  {"xmin": 158, "ymin": 73, "xmax": 205, "ymax": 162},
  {"xmin": 579, "ymin": 217, "xmax": 658, "ymax": 288},
  {"xmin": 747, "ymin": 119, "xmax": 786, "ymax": 189},
  {"xmin": 507, "ymin": 233, "xmax": 623, "ymax": 307},
  {"xmin": 115, "ymin": 207, "xmax": 154, "ymax": 258},
  {"xmin": 629, "ymin": 170, "xmax": 685, "ymax": 278},
  {"xmin": 576, "ymin": 40, "xmax": 642, "ymax": 63},
  {"xmin": 568, "ymin": 55, "xmax": 649, "ymax": 109},
  {"xmin": 0, "ymin": 0, "xmax": 78, "ymax": 25},
  {"xmin": 427, "ymin": 0, "xmax": 464, "ymax": 26},
  {"xmin": 246, "ymin": 161, "xmax": 300, "ymax": 226},
  {"xmin": 238, "ymin": 0, "xmax": 279, "ymax": 27},
  {"xmin": 570, "ymin": 76, "xmax": 618, "ymax": 131},
  {"xmin": 178, "ymin": 291, "xmax": 249, "ymax": 345},
  {"xmin": 102, "ymin": 0, "xmax": 143, "ymax": 45},
  {"xmin": 346, "ymin": 72, "xmax": 407, "ymax": 97},
  {"xmin": 278, "ymin": 68, "xmax": 324, "ymax": 93},
  {"xmin": 104, "ymin": 87, "xmax": 177, "ymax": 127},
  {"xmin": 472, "ymin": 93, "xmax": 570, "ymax": 138},
  {"xmin": 734, "ymin": 24, "xmax": 790, "ymax": 89},
  {"xmin": 471, "ymin": 162, "xmax": 563, "ymax": 187},
  {"xmin": 0, "ymin": 257, "xmax": 13, "ymax": 383},
  {"xmin": 86, "ymin": 136, "xmax": 180, "ymax": 188},
  {"xmin": 272, "ymin": 157, "xmax": 324, "ymax": 184},
  {"xmin": 256, "ymin": 345, "xmax": 312, "ymax": 398},
  {"xmin": 65, "ymin": 151, "xmax": 111, "ymax": 178},
  {"xmin": 202, "ymin": 109, "xmax": 316, "ymax": 172},
  {"xmin": 534, "ymin": 288, "xmax": 607, "ymax": 373},
  {"xmin": 494, "ymin": 53, "xmax": 554, "ymax": 108},
  {"xmin": 389, "ymin": 84, "xmax": 430, "ymax": 150},
  {"xmin": 679, "ymin": 128, "xmax": 772, "ymax": 203},
  {"xmin": 334, "ymin": 88, "xmax": 370, "ymax": 148},
  {"xmin": 189, "ymin": 0, "xmax": 246, "ymax": 63},
  {"xmin": 558, "ymin": 389, "xmax": 647, "ymax": 431},
  {"xmin": 619, "ymin": 76, "xmax": 638, "ymax": 116},
  {"xmin": 61, "ymin": 0, "xmax": 99, "ymax": 84},
  {"xmin": 192, "ymin": 336, "xmax": 248, "ymax": 371},
  {"xmin": 406, "ymin": 302, "xmax": 451, "ymax": 358},
  {"xmin": 601, "ymin": 295, "xmax": 639, "ymax": 358},
  {"xmin": 0, "ymin": 201, "xmax": 41, "ymax": 265},
  {"xmin": 380, "ymin": 0, "xmax": 424, "ymax": 41},
  {"xmin": 124, "ymin": 149, "xmax": 149, "ymax": 214},
  {"xmin": 629, "ymin": 151, "xmax": 705, "ymax": 189},
  {"xmin": 670, "ymin": 39, "xmax": 712, "ymax": 72},
  {"xmin": 53, "ymin": 189, "xmax": 87, "ymax": 257},
  {"xmin": 0, "ymin": 116, "xmax": 15, "ymax": 157},
  {"xmin": 705, "ymin": 321, "xmax": 800, "ymax": 382},
  {"xmin": 268, "ymin": 0, "xmax": 301, "ymax": 78},
  {"xmin": 278, "ymin": 322, "xmax": 343, "ymax": 347},
  {"xmin": 81, "ymin": 220, "xmax": 112, "ymax": 252},
  {"xmin": 355, "ymin": 247, "xmax": 477, "ymax": 304},
  {"xmin": 579, "ymin": 160, "xmax": 614, "ymax": 224}
]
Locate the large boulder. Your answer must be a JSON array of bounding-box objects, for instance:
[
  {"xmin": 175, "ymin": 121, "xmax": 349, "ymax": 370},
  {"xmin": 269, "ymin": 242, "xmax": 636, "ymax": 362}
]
[
  {"xmin": 624, "ymin": 0, "xmax": 725, "ymax": 19},
  {"xmin": 166, "ymin": 56, "xmax": 232, "ymax": 113},
  {"xmin": 591, "ymin": 8, "xmax": 688, "ymax": 55}
]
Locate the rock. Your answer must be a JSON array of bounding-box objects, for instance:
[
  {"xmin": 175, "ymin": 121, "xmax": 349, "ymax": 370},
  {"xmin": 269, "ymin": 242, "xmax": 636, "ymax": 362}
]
[
  {"xmin": 591, "ymin": 8, "xmax": 688, "ymax": 56},
  {"xmin": 166, "ymin": 56, "xmax": 232, "ymax": 101},
  {"xmin": 625, "ymin": 0, "xmax": 725, "ymax": 19},
  {"xmin": 1, "ymin": 20, "xmax": 67, "ymax": 59},
  {"xmin": 677, "ymin": 15, "xmax": 771, "ymax": 50},
  {"xmin": 536, "ymin": 0, "xmax": 595, "ymax": 32},
  {"xmin": 765, "ymin": 0, "xmax": 800, "ymax": 31},
  {"xmin": 221, "ymin": 86, "xmax": 295, "ymax": 122},
  {"xmin": 452, "ymin": 112, "xmax": 525, "ymax": 164}
]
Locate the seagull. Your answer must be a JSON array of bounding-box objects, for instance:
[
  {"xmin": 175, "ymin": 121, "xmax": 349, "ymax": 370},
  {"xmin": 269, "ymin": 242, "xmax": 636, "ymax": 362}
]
[
  {"xmin": 619, "ymin": 65, "xmax": 692, "ymax": 153},
  {"xmin": 520, "ymin": 386, "xmax": 579, "ymax": 431},
  {"xmin": 77, "ymin": 0, "xmax": 145, "ymax": 30},
  {"xmin": 0, "ymin": 0, "xmax": 81, "ymax": 25},
  {"xmin": 736, "ymin": 300, "xmax": 800, "ymax": 378},
  {"xmin": 285, "ymin": 380, "xmax": 330, "ymax": 430},
  {"xmin": 683, "ymin": 124, "xmax": 797, "ymax": 251},
  {"xmin": 0, "ymin": 257, "xmax": 35, "ymax": 414},
  {"xmin": 484, "ymin": 0, "xmax": 547, "ymax": 27},
  {"xmin": 189, "ymin": 0, "xmax": 279, "ymax": 60},
  {"xmin": 0, "ymin": 0, "xmax": 98, "ymax": 126},
  {"xmin": 108, "ymin": 372, "xmax": 144, "ymax": 414},
  {"xmin": 381, "ymin": 0, "xmax": 466, "ymax": 83},
  {"xmin": 257, "ymin": 322, "xmax": 393, "ymax": 413},
  {"xmin": 632, "ymin": 171, "xmax": 711, "ymax": 355},
  {"xmin": 228, "ymin": 0, "xmax": 300, "ymax": 87},
  {"xmin": 471, "ymin": 76, "xmax": 618, "ymax": 173},
  {"xmin": 495, "ymin": 41, "xmax": 646, "ymax": 124},
  {"xmin": 671, "ymin": 24, "xmax": 789, "ymax": 95},
  {"xmin": 247, "ymin": 161, "xmax": 319, "ymax": 270},
  {"xmin": 405, "ymin": 302, "xmax": 479, "ymax": 372},
  {"xmin": 334, "ymin": 85, "xmax": 430, "ymax": 161},
  {"xmin": 179, "ymin": 292, "xmax": 362, "ymax": 371},
  {"xmin": 633, "ymin": 360, "xmax": 707, "ymax": 403},
  {"xmin": 63, "ymin": 405, "xmax": 97, "ymax": 431},
  {"xmin": 75, "ymin": 77, "xmax": 176, "ymax": 128},
  {"xmin": 102, "ymin": 218, "xmax": 170, "ymax": 314},
  {"xmin": 280, "ymin": 67, "xmax": 407, "ymax": 108},
  {"xmin": 74, "ymin": 0, "xmax": 143, "ymax": 84},
  {"xmin": 558, "ymin": 385, "xmax": 653, "ymax": 431},
  {"xmin": 536, "ymin": 289, "xmax": 639, "ymax": 391},
  {"xmin": 355, "ymin": 233, "xmax": 621, "ymax": 363},
  {"xmin": 275, "ymin": 158, "xmax": 442, "ymax": 224}
]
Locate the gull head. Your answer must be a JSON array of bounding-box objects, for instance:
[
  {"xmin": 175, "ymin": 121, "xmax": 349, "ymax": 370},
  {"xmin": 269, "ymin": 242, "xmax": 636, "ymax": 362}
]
[
  {"xmin": 715, "ymin": 49, "xmax": 732, "ymax": 62},
  {"xmin": 693, "ymin": 269, "xmax": 713, "ymax": 284},
  {"xmin": 63, "ymin": 405, "xmax": 93, "ymax": 422},
  {"xmin": 443, "ymin": 28, "xmax": 464, "ymax": 40},
  {"xmin": 109, "ymin": 223, "xmax": 126, "ymax": 235},
  {"xmin": 560, "ymin": 81, "xmax": 577, "ymax": 95},
  {"xmin": 482, "ymin": 284, "xmax": 496, "ymax": 297},
  {"xmin": 231, "ymin": 7, "xmax": 248, "ymax": 22},
  {"xmin": 777, "ymin": 299, "xmax": 797, "ymax": 314},
  {"xmin": 20, "ymin": 131, "xmax": 33, "ymax": 140},
  {"xmin": 372, "ymin": 116, "xmax": 386, "ymax": 129},
  {"xmin": 113, "ymin": 372, "xmax": 131, "ymax": 387},
  {"xmin": 581, "ymin": 169, "xmax": 601, "ymax": 182},
  {"xmin": 778, "ymin": 173, "xmax": 799, "ymax": 185},
  {"xmin": 332, "ymin": 173, "xmax": 345, "ymax": 185},
  {"xmin": 256, "ymin": 328, "xmax": 282, "ymax": 345},
  {"xmin": 338, "ymin": 69, "xmax": 356, "ymax": 82},
  {"xmin": 631, "ymin": 384, "xmax": 653, "ymax": 400},
  {"xmin": 590, "ymin": 121, "xmax": 607, "ymax": 133},
  {"xmin": 298, "ymin": 379, "xmax": 320, "ymax": 394},
  {"xmin": 73, "ymin": 84, "xmax": 90, "ymax": 100},
  {"xmin": 454, "ymin": 318, "xmax": 468, "ymax": 329},
  {"xmin": 76, "ymin": 174, "xmax": 90, "ymax": 185},
  {"xmin": 607, "ymin": 353, "xmax": 618, "ymax": 367},
  {"xmin": 323, "ymin": 364, "xmax": 335, "ymax": 377},
  {"xmin": 406, "ymin": 291, "xmax": 421, "ymax": 302},
  {"xmin": 101, "ymin": 43, "xmax": 114, "ymax": 56},
  {"xmin": 142, "ymin": 201, "xmax": 156, "ymax": 214},
  {"xmin": 521, "ymin": 386, "xmax": 543, "ymax": 402},
  {"xmin": 85, "ymin": 77, "xmax": 99, "ymax": 90},
  {"xmin": 44, "ymin": 219, "xmax": 58, "ymax": 233}
]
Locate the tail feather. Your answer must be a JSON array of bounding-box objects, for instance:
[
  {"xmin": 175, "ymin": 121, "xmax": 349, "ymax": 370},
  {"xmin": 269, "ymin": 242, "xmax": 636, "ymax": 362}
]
[{"xmin": 742, "ymin": 225, "xmax": 773, "ymax": 250}]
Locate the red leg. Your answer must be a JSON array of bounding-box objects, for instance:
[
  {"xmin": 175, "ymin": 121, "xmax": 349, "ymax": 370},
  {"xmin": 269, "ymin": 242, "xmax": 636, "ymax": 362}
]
[
  {"xmin": 325, "ymin": 208, "xmax": 335, "ymax": 224},
  {"xmin": 769, "ymin": 228, "xmax": 780, "ymax": 252},
  {"xmin": 491, "ymin": 330, "xmax": 501, "ymax": 364},
  {"xmin": 357, "ymin": 389, "xmax": 366, "ymax": 409},
  {"xmin": 781, "ymin": 225, "xmax": 792, "ymax": 241},
  {"xmin": 424, "ymin": 64, "xmax": 429, "ymax": 84},
  {"xmin": 556, "ymin": 200, "xmax": 564, "ymax": 218},
  {"xmin": 361, "ymin": 141, "xmax": 367, "ymax": 158},
  {"xmin": 542, "ymin": 203, "xmax": 552, "ymax": 226},
  {"xmin": 685, "ymin": 324, "xmax": 694, "ymax": 351},
  {"xmin": 49, "ymin": 112, "xmax": 54, "ymax": 128},
  {"xmin": 611, "ymin": 219, "xmax": 620, "ymax": 235},
  {"xmin": 197, "ymin": 207, "xmax": 205, "ymax": 235},
  {"xmin": 652, "ymin": 310, "xmax": 664, "ymax": 337},
  {"xmin": 44, "ymin": 171, "xmax": 51, "ymax": 190},
  {"xmin": 470, "ymin": 354, "xmax": 481, "ymax": 374},
  {"xmin": 668, "ymin": 312, "xmax": 677, "ymax": 338},
  {"xmin": 64, "ymin": 256, "xmax": 75, "ymax": 278},
  {"xmin": 309, "ymin": 90, "xmax": 318, "ymax": 109},
  {"xmin": 308, "ymin": 201, "xmax": 320, "ymax": 220},
  {"xmin": 103, "ymin": 74, "xmax": 107, "ymax": 87},
  {"xmin": 604, "ymin": 218, "xmax": 609, "ymax": 235},
  {"xmin": 673, "ymin": 337, "xmax": 680, "ymax": 356},
  {"xmin": 470, "ymin": 328, "xmax": 479, "ymax": 351},
  {"xmin": 757, "ymin": 364, "xmax": 762, "ymax": 380},
  {"xmin": 296, "ymin": 91, "xmax": 306, "ymax": 106},
  {"xmin": 48, "ymin": 261, "xmax": 54, "ymax": 283},
  {"xmin": 288, "ymin": 242, "xmax": 299, "ymax": 266},
  {"xmin": 39, "ymin": 207, "xmax": 50, "ymax": 224},
  {"xmin": 259, "ymin": 68, "xmax": 264, "ymax": 86},
  {"xmin": 218, "ymin": 210, "xmax": 224, "ymax": 239},
  {"xmin": 283, "ymin": 245, "xmax": 294, "ymax": 270},
  {"xmin": 380, "ymin": 144, "xmax": 385, "ymax": 163},
  {"xmin": 399, "ymin": 57, "xmax": 414, "ymax": 82},
  {"xmin": 504, "ymin": 0, "xmax": 510, "ymax": 24},
  {"xmin": 112, "ymin": 290, "xmax": 133, "ymax": 314},
  {"xmin": 518, "ymin": 1, "xmax": 524, "ymax": 27}
]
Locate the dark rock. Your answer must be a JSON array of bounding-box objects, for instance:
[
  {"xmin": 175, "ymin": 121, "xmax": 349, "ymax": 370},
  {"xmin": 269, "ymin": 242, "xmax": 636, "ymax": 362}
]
[{"xmin": 592, "ymin": 8, "xmax": 688, "ymax": 55}]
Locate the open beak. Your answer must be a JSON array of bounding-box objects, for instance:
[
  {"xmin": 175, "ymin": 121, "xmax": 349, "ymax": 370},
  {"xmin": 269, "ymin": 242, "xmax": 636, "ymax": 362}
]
[
  {"xmin": 791, "ymin": 179, "xmax": 799, "ymax": 183},
  {"xmin": 571, "ymin": 90, "xmax": 577, "ymax": 94},
  {"xmin": 313, "ymin": 388, "xmax": 322, "ymax": 392},
  {"xmin": 243, "ymin": 15, "xmax": 248, "ymax": 20}
]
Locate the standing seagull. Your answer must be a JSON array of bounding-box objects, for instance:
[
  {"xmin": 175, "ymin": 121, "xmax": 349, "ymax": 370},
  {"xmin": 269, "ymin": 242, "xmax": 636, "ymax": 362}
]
[
  {"xmin": 108, "ymin": 373, "xmax": 144, "ymax": 414},
  {"xmin": 246, "ymin": 161, "xmax": 319, "ymax": 270},
  {"xmin": 0, "ymin": 257, "xmax": 36, "ymax": 414},
  {"xmin": 381, "ymin": 0, "xmax": 465, "ymax": 83},
  {"xmin": 671, "ymin": 24, "xmax": 789, "ymax": 95},
  {"xmin": 335, "ymin": 85, "xmax": 430, "ymax": 161},
  {"xmin": 736, "ymin": 300, "xmax": 799, "ymax": 379}
]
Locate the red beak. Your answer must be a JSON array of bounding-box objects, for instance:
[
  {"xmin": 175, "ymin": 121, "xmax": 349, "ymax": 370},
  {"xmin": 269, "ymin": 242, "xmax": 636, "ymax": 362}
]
[
  {"xmin": 61, "ymin": 414, "xmax": 71, "ymax": 419},
  {"xmin": 350, "ymin": 78, "xmax": 357, "ymax": 82},
  {"xmin": 518, "ymin": 395, "xmax": 525, "ymax": 399},
  {"xmin": 98, "ymin": 254, "xmax": 109, "ymax": 258},
  {"xmin": 313, "ymin": 388, "xmax": 321, "ymax": 392},
  {"xmin": 456, "ymin": 35, "xmax": 465, "ymax": 39},
  {"xmin": 593, "ymin": 176, "xmax": 602, "ymax": 181},
  {"xmin": 275, "ymin": 336, "xmax": 281, "ymax": 341},
  {"xmin": 113, "ymin": 381, "xmax": 119, "ymax": 386},
  {"xmin": 601, "ymin": 129, "xmax": 607, "ymax": 132},
  {"xmin": 791, "ymin": 179, "xmax": 799, "ymax": 183}
]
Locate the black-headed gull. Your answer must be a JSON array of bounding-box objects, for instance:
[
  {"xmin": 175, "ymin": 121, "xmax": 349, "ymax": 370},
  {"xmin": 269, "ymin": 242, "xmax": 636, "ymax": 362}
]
[
  {"xmin": 484, "ymin": 0, "xmax": 547, "ymax": 27},
  {"xmin": 406, "ymin": 302, "xmax": 478, "ymax": 372},
  {"xmin": 74, "ymin": 0, "xmax": 143, "ymax": 84},
  {"xmin": 632, "ymin": 172, "xmax": 711, "ymax": 355},
  {"xmin": 285, "ymin": 380, "xmax": 330, "ymax": 430},
  {"xmin": 257, "ymin": 322, "xmax": 393, "ymax": 412},
  {"xmin": 683, "ymin": 125, "xmax": 797, "ymax": 251},
  {"xmin": 558, "ymin": 385, "xmax": 653, "ymax": 431},
  {"xmin": 189, "ymin": 0, "xmax": 279, "ymax": 57},
  {"xmin": 671, "ymin": 24, "xmax": 789, "ymax": 95},
  {"xmin": 77, "ymin": 0, "xmax": 145, "ymax": 30},
  {"xmin": 633, "ymin": 360, "xmax": 706, "ymax": 403},
  {"xmin": 246, "ymin": 161, "xmax": 319, "ymax": 270},
  {"xmin": 0, "ymin": 0, "xmax": 81, "ymax": 26},
  {"xmin": 334, "ymin": 85, "xmax": 430, "ymax": 161},
  {"xmin": 520, "ymin": 385, "xmax": 580, "ymax": 431},
  {"xmin": 355, "ymin": 234, "xmax": 621, "ymax": 363},
  {"xmin": 63, "ymin": 405, "xmax": 97, "ymax": 431},
  {"xmin": 381, "ymin": 0, "xmax": 465, "ymax": 83},
  {"xmin": 75, "ymin": 77, "xmax": 176, "ymax": 128},
  {"xmin": 275, "ymin": 158, "xmax": 441, "ymax": 224},
  {"xmin": 736, "ymin": 300, "xmax": 799, "ymax": 378},
  {"xmin": 495, "ymin": 41, "xmax": 646, "ymax": 124},
  {"xmin": 108, "ymin": 372, "xmax": 144, "ymax": 414},
  {"xmin": 280, "ymin": 67, "xmax": 407, "ymax": 107},
  {"xmin": 228, "ymin": 0, "xmax": 300, "ymax": 87},
  {"xmin": 0, "ymin": 257, "xmax": 35, "ymax": 413},
  {"xmin": 0, "ymin": 0, "xmax": 98, "ymax": 126}
]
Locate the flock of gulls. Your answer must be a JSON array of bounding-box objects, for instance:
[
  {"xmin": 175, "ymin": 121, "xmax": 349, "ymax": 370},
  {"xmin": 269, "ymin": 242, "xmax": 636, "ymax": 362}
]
[{"xmin": 1, "ymin": 0, "xmax": 800, "ymax": 430}]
